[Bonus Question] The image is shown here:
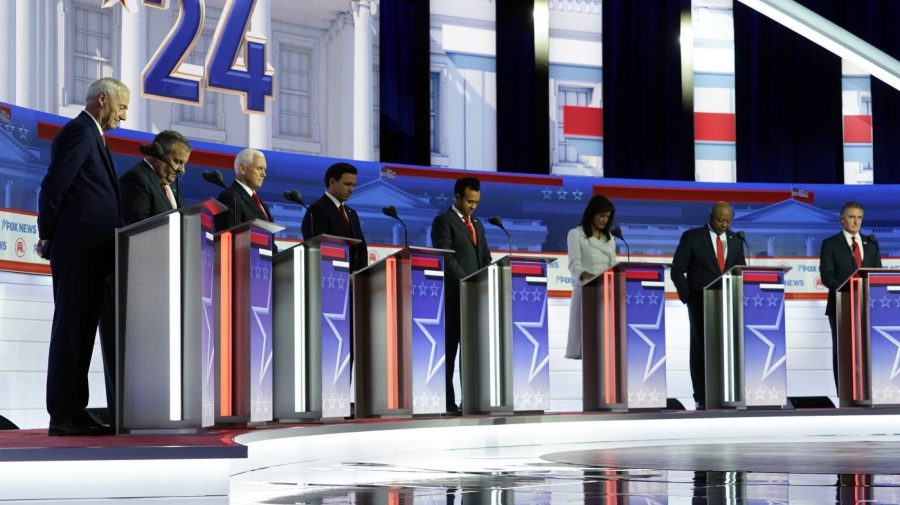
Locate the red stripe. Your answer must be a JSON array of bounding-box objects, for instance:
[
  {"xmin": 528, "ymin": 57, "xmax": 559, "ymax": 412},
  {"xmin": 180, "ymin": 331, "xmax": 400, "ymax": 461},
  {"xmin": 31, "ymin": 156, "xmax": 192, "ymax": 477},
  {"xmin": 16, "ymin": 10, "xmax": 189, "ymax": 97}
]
[
  {"xmin": 743, "ymin": 273, "xmax": 780, "ymax": 283},
  {"xmin": 250, "ymin": 230, "xmax": 270, "ymax": 247},
  {"xmin": 595, "ymin": 185, "xmax": 815, "ymax": 204},
  {"xmin": 843, "ymin": 115, "xmax": 872, "ymax": 143},
  {"xmin": 562, "ymin": 105, "xmax": 603, "ymax": 137},
  {"xmin": 411, "ymin": 256, "xmax": 440, "ymax": 269},
  {"xmin": 694, "ymin": 112, "xmax": 736, "ymax": 142},
  {"xmin": 511, "ymin": 264, "xmax": 544, "ymax": 276},
  {"xmin": 200, "ymin": 213, "xmax": 212, "ymax": 231},
  {"xmin": 0, "ymin": 260, "xmax": 51, "ymax": 275},
  {"xmin": 868, "ymin": 275, "xmax": 900, "ymax": 285},
  {"xmin": 384, "ymin": 165, "xmax": 563, "ymax": 187},
  {"xmin": 0, "ymin": 206, "xmax": 38, "ymax": 217},
  {"xmin": 624, "ymin": 270, "xmax": 660, "ymax": 281},
  {"xmin": 37, "ymin": 121, "xmax": 236, "ymax": 169},
  {"xmin": 321, "ymin": 245, "xmax": 347, "ymax": 260}
]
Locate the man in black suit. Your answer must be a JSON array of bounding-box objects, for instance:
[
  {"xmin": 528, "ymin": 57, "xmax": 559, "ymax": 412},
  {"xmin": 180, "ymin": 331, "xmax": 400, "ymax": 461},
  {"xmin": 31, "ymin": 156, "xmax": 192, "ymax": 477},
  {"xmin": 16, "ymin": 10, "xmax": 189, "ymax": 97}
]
[
  {"xmin": 819, "ymin": 201, "xmax": 882, "ymax": 392},
  {"xmin": 37, "ymin": 77, "xmax": 130, "ymax": 436},
  {"xmin": 119, "ymin": 130, "xmax": 191, "ymax": 225},
  {"xmin": 301, "ymin": 162, "xmax": 369, "ymax": 272},
  {"xmin": 671, "ymin": 201, "xmax": 746, "ymax": 410},
  {"xmin": 430, "ymin": 176, "xmax": 493, "ymax": 414},
  {"xmin": 215, "ymin": 148, "xmax": 273, "ymax": 230}
]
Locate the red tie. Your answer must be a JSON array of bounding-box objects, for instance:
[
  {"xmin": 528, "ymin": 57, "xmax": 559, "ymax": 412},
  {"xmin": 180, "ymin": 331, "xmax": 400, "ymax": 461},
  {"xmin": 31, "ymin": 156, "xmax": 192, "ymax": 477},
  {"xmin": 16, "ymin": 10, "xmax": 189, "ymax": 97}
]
[
  {"xmin": 716, "ymin": 234, "xmax": 725, "ymax": 273},
  {"xmin": 251, "ymin": 192, "xmax": 267, "ymax": 218},
  {"xmin": 339, "ymin": 203, "xmax": 349, "ymax": 225},
  {"xmin": 852, "ymin": 236, "xmax": 863, "ymax": 269},
  {"xmin": 464, "ymin": 215, "xmax": 477, "ymax": 246}
]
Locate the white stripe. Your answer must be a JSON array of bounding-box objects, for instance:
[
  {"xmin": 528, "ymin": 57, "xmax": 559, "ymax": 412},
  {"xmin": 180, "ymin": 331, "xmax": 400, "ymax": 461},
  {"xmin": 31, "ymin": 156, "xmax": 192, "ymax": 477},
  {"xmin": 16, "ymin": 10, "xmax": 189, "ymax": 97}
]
[
  {"xmin": 333, "ymin": 260, "xmax": 350, "ymax": 269},
  {"xmin": 525, "ymin": 276, "xmax": 547, "ymax": 283},
  {"xmin": 760, "ymin": 283, "xmax": 785, "ymax": 290},
  {"xmin": 888, "ymin": 286, "xmax": 900, "ymax": 292},
  {"xmin": 260, "ymin": 248, "xmax": 272, "ymax": 257},
  {"xmin": 205, "ymin": 232, "xmax": 214, "ymax": 241},
  {"xmin": 641, "ymin": 281, "xmax": 665, "ymax": 288},
  {"xmin": 295, "ymin": 246, "xmax": 307, "ymax": 412},
  {"xmin": 424, "ymin": 270, "xmax": 444, "ymax": 278}
]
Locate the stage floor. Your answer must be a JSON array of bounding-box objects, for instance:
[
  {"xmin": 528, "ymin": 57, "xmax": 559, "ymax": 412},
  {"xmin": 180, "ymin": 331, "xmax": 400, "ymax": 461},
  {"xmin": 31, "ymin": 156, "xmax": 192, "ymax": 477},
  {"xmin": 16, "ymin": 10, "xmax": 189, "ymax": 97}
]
[{"xmin": 2, "ymin": 408, "xmax": 900, "ymax": 503}]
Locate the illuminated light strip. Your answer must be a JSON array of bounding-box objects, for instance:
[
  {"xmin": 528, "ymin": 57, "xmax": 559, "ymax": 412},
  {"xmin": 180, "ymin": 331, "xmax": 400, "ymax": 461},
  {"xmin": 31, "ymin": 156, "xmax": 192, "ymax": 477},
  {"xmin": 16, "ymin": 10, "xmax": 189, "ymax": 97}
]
[
  {"xmin": 219, "ymin": 231, "xmax": 233, "ymax": 416},
  {"xmin": 488, "ymin": 265, "xmax": 499, "ymax": 406},
  {"xmin": 259, "ymin": 248, "xmax": 272, "ymax": 257},
  {"xmin": 385, "ymin": 258, "xmax": 398, "ymax": 410},
  {"xmin": 603, "ymin": 270, "xmax": 615, "ymax": 404},
  {"xmin": 722, "ymin": 274, "xmax": 735, "ymax": 403},
  {"xmin": 850, "ymin": 276, "xmax": 862, "ymax": 401},
  {"xmin": 294, "ymin": 245, "xmax": 306, "ymax": 412},
  {"xmin": 168, "ymin": 214, "xmax": 182, "ymax": 421},
  {"xmin": 525, "ymin": 276, "xmax": 547, "ymax": 283}
]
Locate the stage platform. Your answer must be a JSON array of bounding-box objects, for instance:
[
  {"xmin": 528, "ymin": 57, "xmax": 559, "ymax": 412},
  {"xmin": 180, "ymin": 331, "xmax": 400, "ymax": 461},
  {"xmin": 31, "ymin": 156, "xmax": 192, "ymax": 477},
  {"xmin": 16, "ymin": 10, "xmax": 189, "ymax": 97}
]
[{"xmin": 2, "ymin": 408, "xmax": 900, "ymax": 503}]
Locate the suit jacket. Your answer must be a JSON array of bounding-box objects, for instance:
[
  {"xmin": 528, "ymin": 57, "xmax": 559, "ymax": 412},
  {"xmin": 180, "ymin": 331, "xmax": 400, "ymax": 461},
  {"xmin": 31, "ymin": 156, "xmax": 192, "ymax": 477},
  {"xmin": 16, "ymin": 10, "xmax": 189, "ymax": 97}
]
[
  {"xmin": 214, "ymin": 181, "xmax": 273, "ymax": 231},
  {"xmin": 119, "ymin": 160, "xmax": 184, "ymax": 225},
  {"xmin": 671, "ymin": 225, "xmax": 746, "ymax": 303},
  {"xmin": 38, "ymin": 111, "xmax": 120, "ymax": 266},
  {"xmin": 431, "ymin": 207, "xmax": 492, "ymax": 283},
  {"xmin": 301, "ymin": 194, "xmax": 369, "ymax": 272},
  {"xmin": 819, "ymin": 232, "xmax": 882, "ymax": 316}
]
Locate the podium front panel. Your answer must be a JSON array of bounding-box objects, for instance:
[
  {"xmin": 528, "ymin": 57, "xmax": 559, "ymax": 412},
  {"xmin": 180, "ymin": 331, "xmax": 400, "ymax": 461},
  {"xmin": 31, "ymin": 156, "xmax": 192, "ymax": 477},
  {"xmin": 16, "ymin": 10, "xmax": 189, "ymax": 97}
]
[
  {"xmin": 623, "ymin": 266, "xmax": 667, "ymax": 409},
  {"xmin": 248, "ymin": 230, "xmax": 275, "ymax": 422},
  {"xmin": 740, "ymin": 270, "xmax": 787, "ymax": 407},
  {"xmin": 320, "ymin": 243, "xmax": 353, "ymax": 418},
  {"xmin": 867, "ymin": 273, "xmax": 900, "ymax": 406},
  {"xmin": 510, "ymin": 261, "xmax": 550, "ymax": 411},
  {"xmin": 199, "ymin": 211, "xmax": 217, "ymax": 427},
  {"xmin": 410, "ymin": 253, "xmax": 446, "ymax": 414}
]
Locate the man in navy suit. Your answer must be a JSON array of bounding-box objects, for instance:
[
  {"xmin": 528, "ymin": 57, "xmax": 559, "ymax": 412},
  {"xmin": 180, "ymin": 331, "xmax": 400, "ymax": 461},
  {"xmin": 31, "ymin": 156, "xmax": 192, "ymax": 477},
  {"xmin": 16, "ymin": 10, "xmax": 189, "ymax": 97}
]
[
  {"xmin": 671, "ymin": 201, "xmax": 746, "ymax": 409},
  {"xmin": 215, "ymin": 148, "xmax": 273, "ymax": 230},
  {"xmin": 301, "ymin": 162, "xmax": 369, "ymax": 272},
  {"xmin": 431, "ymin": 176, "xmax": 493, "ymax": 414},
  {"xmin": 819, "ymin": 201, "xmax": 882, "ymax": 392},
  {"xmin": 119, "ymin": 130, "xmax": 191, "ymax": 225},
  {"xmin": 37, "ymin": 77, "xmax": 130, "ymax": 436}
]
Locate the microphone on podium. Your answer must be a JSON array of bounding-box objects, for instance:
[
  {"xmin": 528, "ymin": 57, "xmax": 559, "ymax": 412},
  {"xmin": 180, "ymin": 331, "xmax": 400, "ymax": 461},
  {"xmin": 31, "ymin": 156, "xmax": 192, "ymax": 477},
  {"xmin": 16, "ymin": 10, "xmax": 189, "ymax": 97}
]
[
  {"xmin": 382, "ymin": 205, "xmax": 409, "ymax": 249},
  {"xmin": 201, "ymin": 170, "xmax": 226, "ymax": 188},
  {"xmin": 488, "ymin": 216, "xmax": 512, "ymax": 257},
  {"xmin": 736, "ymin": 230, "xmax": 750, "ymax": 265},
  {"xmin": 283, "ymin": 189, "xmax": 307, "ymax": 209},
  {"xmin": 611, "ymin": 226, "xmax": 630, "ymax": 262}
]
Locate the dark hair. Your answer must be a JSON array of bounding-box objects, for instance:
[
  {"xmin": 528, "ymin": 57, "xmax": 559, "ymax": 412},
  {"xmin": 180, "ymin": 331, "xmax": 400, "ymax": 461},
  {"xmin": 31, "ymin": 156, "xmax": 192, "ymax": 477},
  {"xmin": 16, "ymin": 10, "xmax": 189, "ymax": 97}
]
[
  {"xmin": 453, "ymin": 176, "xmax": 481, "ymax": 198},
  {"xmin": 840, "ymin": 201, "xmax": 864, "ymax": 216},
  {"xmin": 324, "ymin": 162, "xmax": 358, "ymax": 187},
  {"xmin": 153, "ymin": 130, "xmax": 191, "ymax": 154},
  {"xmin": 579, "ymin": 194, "xmax": 615, "ymax": 240}
]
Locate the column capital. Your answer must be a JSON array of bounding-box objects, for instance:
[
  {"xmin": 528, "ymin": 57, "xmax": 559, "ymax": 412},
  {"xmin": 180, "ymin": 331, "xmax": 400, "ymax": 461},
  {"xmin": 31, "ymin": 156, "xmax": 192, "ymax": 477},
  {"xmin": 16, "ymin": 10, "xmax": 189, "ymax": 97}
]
[{"xmin": 351, "ymin": 0, "xmax": 377, "ymax": 18}]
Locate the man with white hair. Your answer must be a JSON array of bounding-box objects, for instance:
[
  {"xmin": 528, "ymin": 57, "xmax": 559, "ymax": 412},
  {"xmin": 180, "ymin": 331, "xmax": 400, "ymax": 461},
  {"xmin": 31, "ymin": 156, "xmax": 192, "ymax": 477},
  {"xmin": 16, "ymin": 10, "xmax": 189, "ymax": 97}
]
[
  {"xmin": 215, "ymin": 148, "xmax": 273, "ymax": 230},
  {"xmin": 37, "ymin": 77, "xmax": 130, "ymax": 436}
]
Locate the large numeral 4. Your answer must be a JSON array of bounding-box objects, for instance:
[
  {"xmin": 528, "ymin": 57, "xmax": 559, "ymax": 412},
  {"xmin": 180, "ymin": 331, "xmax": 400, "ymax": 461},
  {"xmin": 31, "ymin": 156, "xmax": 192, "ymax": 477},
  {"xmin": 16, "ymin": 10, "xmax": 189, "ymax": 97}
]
[
  {"xmin": 206, "ymin": 0, "xmax": 275, "ymax": 113},
  {"xmin": 142, "ymin": 0, "xmax": 205, "ymax": 104}
]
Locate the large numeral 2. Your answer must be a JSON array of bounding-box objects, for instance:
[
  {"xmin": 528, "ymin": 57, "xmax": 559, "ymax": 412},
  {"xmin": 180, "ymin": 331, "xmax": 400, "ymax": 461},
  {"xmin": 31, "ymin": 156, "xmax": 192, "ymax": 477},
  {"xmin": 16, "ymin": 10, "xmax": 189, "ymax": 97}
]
[{"xmin": 142, "ymin": 0, "xmax": 205, "ymax": 104}]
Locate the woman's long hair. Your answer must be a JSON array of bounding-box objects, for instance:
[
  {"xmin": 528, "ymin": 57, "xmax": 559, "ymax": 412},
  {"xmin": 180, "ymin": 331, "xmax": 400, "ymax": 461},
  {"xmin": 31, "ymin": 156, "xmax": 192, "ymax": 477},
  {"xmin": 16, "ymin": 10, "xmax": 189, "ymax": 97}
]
[{"xmin": 579, "ymin": 194, "xmax": 615, "ymax": 240}]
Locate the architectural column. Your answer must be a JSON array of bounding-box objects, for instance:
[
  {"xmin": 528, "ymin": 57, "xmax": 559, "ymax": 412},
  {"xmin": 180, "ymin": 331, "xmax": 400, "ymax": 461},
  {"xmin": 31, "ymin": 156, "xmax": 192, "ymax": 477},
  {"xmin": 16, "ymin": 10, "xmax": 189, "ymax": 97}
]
[
  {"xmin": 120, "ymin": 6, "xmax": 148, "ymax": 131},
  {"xmin": 806, "ymin": 236, "xmax": 816, "ymax": 257},
  {"xmin": 0, "ymin": 1, "xmax": 16, "ymax": 103},
  {"xmin": 351, "ymin": 0, "xmax": 375, "ymax": 161},
  {"xmin": 767, "ymin": 235, "xmax": 776, "ymax": 257},
  {"xmin": 4, "ymin": 180, "xmax": 12, "ymax": 209},
  {"xmin": 14, "ymin": 0, "xmax": 34, "ymax": 108},
  {"xmin": 247, "ymin": 0, "xmax": 272, "ymax": 150}
]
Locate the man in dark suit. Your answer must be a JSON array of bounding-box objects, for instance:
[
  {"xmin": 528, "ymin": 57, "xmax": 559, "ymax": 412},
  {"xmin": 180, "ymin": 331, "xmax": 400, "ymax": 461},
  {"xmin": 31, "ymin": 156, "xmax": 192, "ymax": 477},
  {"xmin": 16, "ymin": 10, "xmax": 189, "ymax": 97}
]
[
  {"xmin": 430, "ymin": 176, "xmax": 493, "ymax": 414},
  {"xmin": 671, "ymin": 201, "xmax": 746, "ymax": 410},
  {"xmin": 301, "ymin": 162, "xmax": 369, "ymax": 272},
  {"xmin": 119, "ymin": 130, "xmax": 191, "ymax": 225},
  {"xmin": 215, "ymin": 148, "xmax": 273, "ymax": 230},
  {"xmin": 819, "ymin": 201, "xmax": 881, "ymax": 392},
  {"xmin": 37, "ymin": 77, "xmax": 130, "ymax": 436}
]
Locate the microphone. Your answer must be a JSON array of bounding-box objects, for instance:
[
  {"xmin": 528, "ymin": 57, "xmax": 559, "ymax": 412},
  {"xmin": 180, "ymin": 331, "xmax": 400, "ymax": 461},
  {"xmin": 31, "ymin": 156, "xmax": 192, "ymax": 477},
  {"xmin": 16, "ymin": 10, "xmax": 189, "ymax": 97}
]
[
  {"xmin": 736, "ymin": 230, "xmax": 750, "ymax": 265},
  {"xmin": 202, "ymin": 170, "xmax": 226, "ymax": 188},
  {"xmin": 488, "ymin": 215, "xmax": 512, "ymax": 257},
  {"xmin": 382, "ymin": 205, "xmax": 408, "ymax": 249},
  {"xmin": 283, "ymin": 189, "xmax": 307, "ymax": 209},
  {"xmin": 611, "ymin": 226, "xmax": 630, "ymax": 263},
  {"xmin": 138, "ymin": 141, "xmax": 166, "ymax": 161}
]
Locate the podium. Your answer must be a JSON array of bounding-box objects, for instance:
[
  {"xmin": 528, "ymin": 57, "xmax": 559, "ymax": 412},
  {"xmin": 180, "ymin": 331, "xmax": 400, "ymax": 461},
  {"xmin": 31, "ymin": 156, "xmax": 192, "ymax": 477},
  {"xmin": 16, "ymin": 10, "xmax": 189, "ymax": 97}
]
[
  {"xmin": 836, "ymin": 268, "xmax": 900, "ymax": 407},
  {"xmin": 115, "ymin": 199, "xmax": 227, "ymax": 433},
  {"xmin": 459, "ymin": 255, "xmax": 552, "ymax": 415},
  {"xmin": 582, "ymin": 262, "xmax": 669, "ymax": 411},
  {"xmin": 703, "ymin": 265, "xmax": 791, "ymax": 409},
  {"xmin": 213, "ymin": 219, "xmax": 284, "ymax": 425},
  {"xmin": 273, "ymin": 235, "xmax": 360, "ymax": 421},
  {"xmin": 354, "ymin": 246, "xmax": 452, "ymax": 417}
]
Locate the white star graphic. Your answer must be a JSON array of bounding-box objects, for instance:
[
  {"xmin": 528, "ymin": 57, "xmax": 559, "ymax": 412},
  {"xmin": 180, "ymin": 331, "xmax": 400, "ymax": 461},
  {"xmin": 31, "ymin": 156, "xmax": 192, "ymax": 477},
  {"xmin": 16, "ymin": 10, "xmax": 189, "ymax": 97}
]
[
  {"xmin": 745, "ymin": 294, "xmax": 787, "ymax": 381},
  {"xmin": 413, "ymin": 282, "xmax": 446, "ymax": 384},
  {"xmin": 556, "ymin": 189, "xmax": 568, "ymax": 200},
  {"xmin": 513, "ymin": 291, "xmax": 550, "ymax": 383},
  {"xmin": 627, "ymin": 291, "xmax": 667, "ymax": 383},
  {"xmin": 323, "ymin": 269, "xmax": 352, "ymax": 385},
  {"xmin": 571, "ymin": 189, "xmax": 584, "ymax": 201},
  {"xmin": 541, "ymin": 188, "xmax": 553, "ymax": 199},
  {"xmin": 870, "ymin": 323, "xmax": 900, "ymax": 381}
]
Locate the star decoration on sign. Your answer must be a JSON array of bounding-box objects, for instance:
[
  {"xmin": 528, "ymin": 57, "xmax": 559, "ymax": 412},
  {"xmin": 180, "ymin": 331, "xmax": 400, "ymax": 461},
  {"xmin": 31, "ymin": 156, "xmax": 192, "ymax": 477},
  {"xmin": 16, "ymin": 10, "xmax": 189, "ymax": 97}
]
[
  {"xmin": 767, "ymin": 294, "xmax": 778, "ymax": 307},
  {"xmin": 436, "ymin": 193, "xmax": 448, "ymax": 205},
  {"xmin": 745, "ymin": 294, "xmax": 787, "ymax": 381},
  {"xmin": 323, "ymin": 270, "xmax": 352, "ymax": 385},
  {"xmin": 556, "ymin": 189, "xmax": 568, "ymax": 200},
  {"xmin": 250, "ymin": 265, "xmax": 274, "ymax": 394},
  {"xmin": 753, "ymin": 294, "xmax": 764, "ymax": 306},
  {"xmin": 571, "ymin": 189, "xmax": 584, "ymax": 201},
  {"xmin": 413, "ymin": 283, "xmax": 446, "ymax": 385},
  {"xmin": 17, "ymin": 125, "xmax": 27, "ymax": 141},
  {"xmin": 627, "ymin": 291, "xmax": 667, "ymax": 383},
  {"xmin": 880, "ymin": 295, "xmax": 893, "ymax": 308},
  {"xmin": 870, "ymin": 323, "xmax": 900, "ymax": 381},
  {"xmin": 541, "ymin": 188, "xmax": 553, "ymax": 200},
  {"xmin": 513, "ymin": 293, "xmax": 550, "ymax": 383}
]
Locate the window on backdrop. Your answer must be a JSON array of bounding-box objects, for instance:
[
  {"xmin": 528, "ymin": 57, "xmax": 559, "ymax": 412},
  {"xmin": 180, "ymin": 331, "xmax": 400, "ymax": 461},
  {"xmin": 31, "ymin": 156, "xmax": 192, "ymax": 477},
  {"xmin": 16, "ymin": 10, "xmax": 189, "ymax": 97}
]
[
  {"xmin": 277, "ymin": 45, "xmax": 312, "ymax": 139},
  {"xmin": 556, "ymin": 87, "xmax": 592, "ymax": 164},
  {"xmin": 69, "ymin": 2, "xmax": 116, "ymax": 106}
]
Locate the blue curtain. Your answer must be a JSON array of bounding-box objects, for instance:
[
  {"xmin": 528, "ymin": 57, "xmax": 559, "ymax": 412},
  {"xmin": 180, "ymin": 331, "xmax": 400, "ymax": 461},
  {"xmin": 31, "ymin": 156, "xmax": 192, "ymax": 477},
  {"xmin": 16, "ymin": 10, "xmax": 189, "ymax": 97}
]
[
  {"xmin": 602, "ymin": 0, "xmax": 694, "ymax": 181},
  {"xmin": 734, "ymin": 1, "xmax": 843, "ymax": 183},
  {"xmin": 379, "ymin": 0, "xmax": 430, "ymax": 165}
]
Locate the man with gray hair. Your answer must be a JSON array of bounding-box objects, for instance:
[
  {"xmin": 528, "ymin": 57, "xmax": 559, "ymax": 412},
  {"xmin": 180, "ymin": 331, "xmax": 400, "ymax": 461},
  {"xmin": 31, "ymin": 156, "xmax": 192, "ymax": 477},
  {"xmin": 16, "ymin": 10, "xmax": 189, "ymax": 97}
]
[
  {"xmin": 215, "ymin": 148, "xmax": 273, "ymax": 230},
  {"xmin": 37, "ymin": 77, "xmax": 130, "ymax": 435},
  {"xmin": 119, "ymin": 130, "xmax": 192, "ymax": 225}
]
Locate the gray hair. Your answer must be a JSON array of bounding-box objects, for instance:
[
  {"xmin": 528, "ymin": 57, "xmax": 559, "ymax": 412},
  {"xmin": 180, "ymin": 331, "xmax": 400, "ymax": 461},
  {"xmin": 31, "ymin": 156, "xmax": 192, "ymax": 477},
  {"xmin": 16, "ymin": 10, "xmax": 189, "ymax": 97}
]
[
  {"xmin": 85, "ymin": 77, "xmax": 127, "ymax": 102},
  {"xmin": 234, "ymin": 148, "xmax": 264, "ymax": 171},
  {"xmin": 153, "ymin": 130, "xmax": 192, "ymax": 154}
]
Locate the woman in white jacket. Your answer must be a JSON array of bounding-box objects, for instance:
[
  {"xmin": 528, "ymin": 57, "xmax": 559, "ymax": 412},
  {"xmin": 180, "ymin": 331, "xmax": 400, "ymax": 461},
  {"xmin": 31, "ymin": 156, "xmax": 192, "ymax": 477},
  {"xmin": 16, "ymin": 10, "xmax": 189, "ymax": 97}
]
[{"xmin": 565, "ymin": 194, "xmax": 617, "ymax": 359}]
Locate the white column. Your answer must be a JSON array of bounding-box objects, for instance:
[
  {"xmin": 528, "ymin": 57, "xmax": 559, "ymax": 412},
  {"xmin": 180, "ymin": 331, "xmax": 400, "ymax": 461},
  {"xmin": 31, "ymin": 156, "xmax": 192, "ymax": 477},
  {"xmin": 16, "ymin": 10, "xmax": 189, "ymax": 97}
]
[
  {"xmin": 351, "ymin": 0, "xmax": 374, "ymax": 161},
  {"xmin": 4, "ymin": 180, "xmax": 12, "ymax": 209},
  {"xmin": 14, "ymin": 0, "xmax": 34, "ymax": 108},
  {"xmin": 0, "ymin": 1, "xmax": 16, "ymax": 103},
  {"xmin": 247, "ymin": 0, "xmax": 272, "ymax": 150},
  {"xmin": 806, "ymin": 236, "xmax": 816, "ymax": 256},
  {"xmin": 767, "ymin": 235, "xmax": 776, "ymax": 257},
  {"xmin": 120, "ymin": 6, "xmax": 148, "ymax": 131}
]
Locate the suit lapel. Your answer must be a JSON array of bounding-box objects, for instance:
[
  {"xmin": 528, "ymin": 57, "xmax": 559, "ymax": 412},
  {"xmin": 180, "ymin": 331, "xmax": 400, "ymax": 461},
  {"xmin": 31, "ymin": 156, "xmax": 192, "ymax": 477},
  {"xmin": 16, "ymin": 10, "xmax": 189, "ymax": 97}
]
[
  {"xmin": 451, "ymin": 211, "xmax": 477, "ymax": 248},
  {"xmin": 82, "ymin": 113, "xmax": 119, "ymax": 194}
]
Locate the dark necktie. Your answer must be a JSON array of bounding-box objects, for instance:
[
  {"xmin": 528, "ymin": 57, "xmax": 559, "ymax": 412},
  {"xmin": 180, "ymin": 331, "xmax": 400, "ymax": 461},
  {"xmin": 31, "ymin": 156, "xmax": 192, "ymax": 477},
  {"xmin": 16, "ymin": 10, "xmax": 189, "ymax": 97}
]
[
  {"xmin": 852, "ymin": 236, "xmax": 863, "ymax": 269},
  {"xmin": 716, "ymin": 234, "xmax": 725, "ymax": 273},
  {"xmin": 339, "ymin": 203, "xmax": 350, "ymax": 225},
  {"xmin": 464, "ymin": 215, "xmax": 477, "ymax": 246}
]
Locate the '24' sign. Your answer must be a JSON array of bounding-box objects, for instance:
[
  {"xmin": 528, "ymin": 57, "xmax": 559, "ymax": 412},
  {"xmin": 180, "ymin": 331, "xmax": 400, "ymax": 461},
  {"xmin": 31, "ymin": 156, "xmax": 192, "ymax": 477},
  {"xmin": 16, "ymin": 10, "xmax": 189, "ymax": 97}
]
[{"xmin": 142, "ymin": 0, "xmax": 274, "ymax": 113}]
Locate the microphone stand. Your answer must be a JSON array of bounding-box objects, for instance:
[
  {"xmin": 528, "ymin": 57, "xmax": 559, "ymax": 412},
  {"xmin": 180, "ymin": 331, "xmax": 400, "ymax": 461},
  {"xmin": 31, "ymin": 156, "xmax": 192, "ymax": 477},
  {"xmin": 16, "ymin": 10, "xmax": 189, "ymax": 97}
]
[
  {"xmin": 382, "ymin": 206, "xmax": 409, "ymax": 250},
  {"xmin": 736, "ymin": 230, "xmax": 750, "ymax": 266},
  {"xmin": 488, "ymin": 217, "xmax": 512, "ymax": 257},
  {"xmin": 611, "ymin": 227, "xmax": 630, "ymax": 263}
]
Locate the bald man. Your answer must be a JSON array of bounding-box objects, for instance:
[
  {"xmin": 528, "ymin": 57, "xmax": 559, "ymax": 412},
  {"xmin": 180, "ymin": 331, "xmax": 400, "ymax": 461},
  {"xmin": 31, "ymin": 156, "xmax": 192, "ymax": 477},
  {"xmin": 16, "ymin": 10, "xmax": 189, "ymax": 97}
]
[{"xmin": 671, "ymin": 202, "xmax": 746, "ymax": 409}]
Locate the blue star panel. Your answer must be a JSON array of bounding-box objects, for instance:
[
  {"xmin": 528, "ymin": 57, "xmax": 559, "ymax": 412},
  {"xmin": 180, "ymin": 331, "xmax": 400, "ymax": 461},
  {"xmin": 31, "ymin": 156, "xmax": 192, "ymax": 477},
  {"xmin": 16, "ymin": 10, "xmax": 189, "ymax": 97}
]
[
  {"xmin": 319, "ymin": 243, "xmax": 352, "ymax": 418},
  {"xmin": 511, "ymin": 261, "xmax": 550, "ymax": 411},
  {"xmin": 410, "ymin": 254, "xmax": 447, "ymax": 414},
  {"xmin": 867, "ymin": 273, "xmax": 900, "ymax": 406},
  {"xmin": 742, "ymin": 270, "xmax": 787, "ymax": 407},
  {"xmin": 624, "ymin": 266, "xmax": 667, "ymax": 409},
  {"xmin": 200, "ymin": 209, "xmax": 216, "ymax": 427},
  {"xmin": 248, "ymin": 229, "xmax": 274, "ymax": 422}
]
